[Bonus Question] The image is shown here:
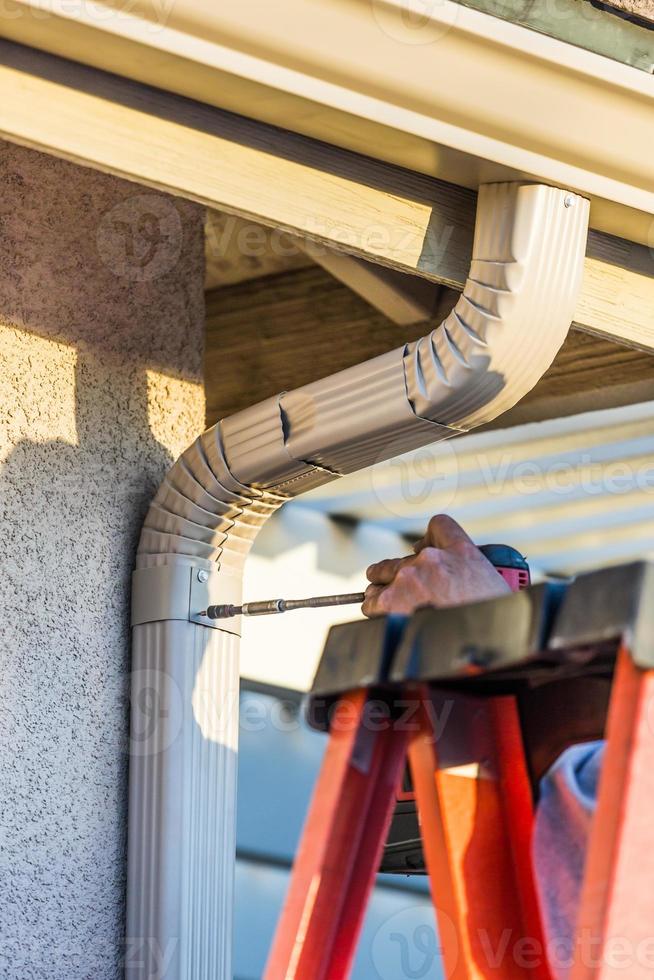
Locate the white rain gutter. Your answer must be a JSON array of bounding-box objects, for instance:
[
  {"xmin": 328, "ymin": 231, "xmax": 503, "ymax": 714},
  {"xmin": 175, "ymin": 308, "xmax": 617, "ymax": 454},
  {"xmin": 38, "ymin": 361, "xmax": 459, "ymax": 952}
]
[
  {"xmin": 2, "ymin": 0, "xmax": 653, "ymax": 245},
  {"xmin": 127, "ymin": 182, "xmax": 589, "ymax": 979}
]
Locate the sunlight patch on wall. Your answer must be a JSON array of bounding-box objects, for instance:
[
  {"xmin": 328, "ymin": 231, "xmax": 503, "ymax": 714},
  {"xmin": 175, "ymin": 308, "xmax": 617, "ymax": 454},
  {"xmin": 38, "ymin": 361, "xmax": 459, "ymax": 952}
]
[
  {"xmin": 146, "ymin": 369, "xmax": 205, "ymax": 457},
  {"xmin": 0, "ymin": 326, "xmax": 78, "ymax": 463}
]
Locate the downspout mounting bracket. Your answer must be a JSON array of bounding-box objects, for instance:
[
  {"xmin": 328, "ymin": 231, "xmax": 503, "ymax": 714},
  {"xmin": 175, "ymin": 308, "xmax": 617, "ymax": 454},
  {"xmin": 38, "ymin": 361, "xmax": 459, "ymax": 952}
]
[{"xmin": 131, "ymin": 564, "xmax": 243, "ymax": 634}]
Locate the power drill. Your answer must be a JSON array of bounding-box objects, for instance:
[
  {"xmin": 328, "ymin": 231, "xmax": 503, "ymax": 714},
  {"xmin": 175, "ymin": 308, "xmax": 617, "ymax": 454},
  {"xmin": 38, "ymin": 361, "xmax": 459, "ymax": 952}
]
[{"xmin": 201, "ymin": 543, "xmax": 529, "ymax": 619}]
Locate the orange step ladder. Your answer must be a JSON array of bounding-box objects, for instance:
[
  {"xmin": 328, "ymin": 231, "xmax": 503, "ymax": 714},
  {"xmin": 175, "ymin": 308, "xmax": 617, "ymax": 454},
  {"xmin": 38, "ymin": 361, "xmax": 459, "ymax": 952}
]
[{"xmin": 264, "ymin": 562, "xmax": 654, "ymax": 980}]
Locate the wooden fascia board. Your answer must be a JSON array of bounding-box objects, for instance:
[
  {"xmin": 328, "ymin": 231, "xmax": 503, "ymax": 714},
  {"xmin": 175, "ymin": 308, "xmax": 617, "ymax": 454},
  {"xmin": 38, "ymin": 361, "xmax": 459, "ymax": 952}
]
[
  {"xmin": 0, "ymin": 39, "xmax": 652, "ymax": 352},
  {"xmin": 1, "ymin": 0, "xmax": 653, "ymax": 247}
]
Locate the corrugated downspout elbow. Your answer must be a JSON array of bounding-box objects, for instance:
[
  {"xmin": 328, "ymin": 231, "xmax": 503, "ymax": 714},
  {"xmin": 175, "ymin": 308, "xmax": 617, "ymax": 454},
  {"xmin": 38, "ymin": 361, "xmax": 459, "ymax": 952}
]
[{"xmin": 127, "ymin": 182, "xmax": 589, "ymax": 980}]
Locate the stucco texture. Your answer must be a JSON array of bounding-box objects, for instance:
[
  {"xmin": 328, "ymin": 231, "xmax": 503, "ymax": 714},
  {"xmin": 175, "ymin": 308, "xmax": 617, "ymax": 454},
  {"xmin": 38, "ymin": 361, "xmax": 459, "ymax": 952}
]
[
  {"xmin": 0, "ymin": 141, "xmax": 205, "ymax": 978},
  {"xmin": 601, "ymin": 0, "xmax": 654, "ymax": 22}
]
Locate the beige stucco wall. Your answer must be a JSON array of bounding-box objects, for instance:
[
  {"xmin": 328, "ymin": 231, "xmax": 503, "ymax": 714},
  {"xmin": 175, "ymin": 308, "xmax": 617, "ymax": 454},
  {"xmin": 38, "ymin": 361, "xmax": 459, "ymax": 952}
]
[
  {"xmin": 0, "ymin": 141, "xmax": 205, "ymax": 978},
  {"xmin": 604, "ymin": 0, "xmax": 654, "ymax": 22}
]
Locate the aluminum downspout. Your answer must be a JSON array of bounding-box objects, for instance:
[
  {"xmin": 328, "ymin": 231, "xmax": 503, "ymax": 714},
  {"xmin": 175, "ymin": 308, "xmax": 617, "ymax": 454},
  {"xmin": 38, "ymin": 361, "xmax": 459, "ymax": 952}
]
[{"xmin": 127, "ymin": 182, "xmax": 589, "ymax": 979}]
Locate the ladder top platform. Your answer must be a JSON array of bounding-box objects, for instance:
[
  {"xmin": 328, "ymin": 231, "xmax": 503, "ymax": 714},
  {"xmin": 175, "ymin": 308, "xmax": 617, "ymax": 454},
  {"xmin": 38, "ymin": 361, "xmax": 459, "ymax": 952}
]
[{"xmin": 308, "ymin": 560, "xmax": 654, "ymax": 729}]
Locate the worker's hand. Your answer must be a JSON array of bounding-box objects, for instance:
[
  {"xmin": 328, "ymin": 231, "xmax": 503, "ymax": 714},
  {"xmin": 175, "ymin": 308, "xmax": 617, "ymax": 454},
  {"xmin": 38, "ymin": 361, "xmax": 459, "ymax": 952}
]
[{"xmin": 362, "ymin": 514, "xmax": 510, "ymax": 617}]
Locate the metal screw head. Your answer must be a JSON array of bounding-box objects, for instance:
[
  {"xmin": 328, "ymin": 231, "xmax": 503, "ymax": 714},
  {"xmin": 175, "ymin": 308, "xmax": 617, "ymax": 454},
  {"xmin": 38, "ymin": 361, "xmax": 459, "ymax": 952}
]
[
  {"xmin": 197, "ymin": 569, "xmax": 209, "ymax": 583},
  {"xmin": 564, "ymin": 195, "xmax": 574, "ymax": 209}
]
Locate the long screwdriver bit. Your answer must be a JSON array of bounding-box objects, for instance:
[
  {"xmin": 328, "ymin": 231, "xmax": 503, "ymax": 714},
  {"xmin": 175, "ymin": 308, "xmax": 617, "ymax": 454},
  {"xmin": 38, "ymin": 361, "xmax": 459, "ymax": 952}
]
[{"xmin": 200, "ymin": 591, "xmax": 366, "ymax": 620}]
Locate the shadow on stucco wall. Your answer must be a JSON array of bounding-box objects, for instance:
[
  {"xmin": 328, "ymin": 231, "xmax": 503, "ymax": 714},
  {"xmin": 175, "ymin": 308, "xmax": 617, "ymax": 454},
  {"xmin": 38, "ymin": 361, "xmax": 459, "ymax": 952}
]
[{"xmin": 0, "ymin": 141, "xmax": 205, "ymax": 979}]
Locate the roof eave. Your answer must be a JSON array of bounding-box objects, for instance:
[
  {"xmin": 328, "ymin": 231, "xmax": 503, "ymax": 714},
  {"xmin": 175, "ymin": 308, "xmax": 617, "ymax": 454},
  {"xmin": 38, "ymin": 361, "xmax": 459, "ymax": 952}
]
[{"xmin": 2, "ymin": 0, "xmax": 653, "ymax": 243}]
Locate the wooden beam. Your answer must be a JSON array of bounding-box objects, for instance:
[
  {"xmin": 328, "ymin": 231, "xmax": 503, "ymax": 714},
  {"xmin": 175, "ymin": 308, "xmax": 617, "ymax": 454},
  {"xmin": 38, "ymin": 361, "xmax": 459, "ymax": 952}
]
[
  {"xmin": 577, "ymin": 231, "xmax": 654, "ymax": 353},
  {"xmin": 301, "ymin": 242, "xmax": 443, "ymax": 325},
  {"xmin": 488, "ymin": 330, "xmax": 654, "ymax": 428},
  {"xmin": 205, "ymin": 268, "xmax": 654, "ymax": 427},
  {"xmin": 2, "ymin": 40, "xmax": 652, "ymax": 352},
  {"xmin": 205, "ymin": 267, "xmax": 430, "ymax": 424}
]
